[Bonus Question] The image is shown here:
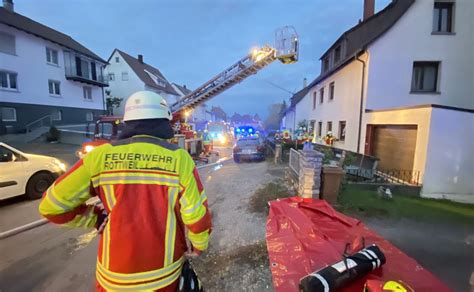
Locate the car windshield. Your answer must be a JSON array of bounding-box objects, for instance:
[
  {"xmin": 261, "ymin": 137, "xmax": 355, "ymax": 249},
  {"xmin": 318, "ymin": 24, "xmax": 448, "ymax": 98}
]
[
  {"xmin": 209, "ymin": 124, "xmax": 225, "ymax": 132},
  {"xmin": 237, "ymin": 139, "xmax": 259, "ymax": 146}
]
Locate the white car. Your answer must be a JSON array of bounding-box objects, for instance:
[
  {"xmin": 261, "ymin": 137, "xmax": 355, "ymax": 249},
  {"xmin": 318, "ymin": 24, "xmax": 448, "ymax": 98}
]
[{"xmin": 0, "ymin": 143, "xmax": 67, "ymax": 200}]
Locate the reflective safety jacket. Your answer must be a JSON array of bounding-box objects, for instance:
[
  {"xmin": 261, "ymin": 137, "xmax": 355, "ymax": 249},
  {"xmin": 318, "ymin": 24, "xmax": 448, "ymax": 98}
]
[{"xmin": 39, "ymin": 135, "xmax": 212, "ymax": 291}]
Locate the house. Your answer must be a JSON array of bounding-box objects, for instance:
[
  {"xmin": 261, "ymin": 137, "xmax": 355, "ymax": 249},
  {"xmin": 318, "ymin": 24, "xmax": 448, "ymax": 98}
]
[
  {"xmin": 287, "ymin": 0, "xmax": 473, "ymax": 203},
  {"xmin": 105, "ymin": 49, "xmax": 179, "ymax": 115},
  {"xmin": 0, "ymin": 1, "xmax": 108, "ymax": 134},
  {"xmin": 171, "ymin": 83, "xmax": 211, "ymax": 128},
  {"xmin": 281, "ymin": 85, "xmax": 311, "ymax": 136}
]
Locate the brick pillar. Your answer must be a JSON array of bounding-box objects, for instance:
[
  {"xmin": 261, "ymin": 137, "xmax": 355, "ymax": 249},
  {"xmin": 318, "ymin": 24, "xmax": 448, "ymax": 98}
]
[{"xmin": 298, "ymin": 149, "xmax": 324, "ymax": 199}]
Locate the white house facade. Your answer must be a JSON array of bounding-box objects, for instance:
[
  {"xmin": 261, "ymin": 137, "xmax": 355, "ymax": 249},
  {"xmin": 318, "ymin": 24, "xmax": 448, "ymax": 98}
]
[
  {"xmin": 284, "ymin": 0, "xmax": 473, "ymax": 203},
  {"xmin": 105, "ymin": 49, "xmax": 179, "ymax": 115},
  {"xmin": 0, "ymin": 4, "xmax": 107, "ymax": 134}
]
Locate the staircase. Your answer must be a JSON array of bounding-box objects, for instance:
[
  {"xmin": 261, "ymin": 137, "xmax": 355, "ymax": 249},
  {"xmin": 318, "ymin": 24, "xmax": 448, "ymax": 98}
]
[{"xmin": 0, "ymin": 115, "xmax": 52, "ymax": 143}]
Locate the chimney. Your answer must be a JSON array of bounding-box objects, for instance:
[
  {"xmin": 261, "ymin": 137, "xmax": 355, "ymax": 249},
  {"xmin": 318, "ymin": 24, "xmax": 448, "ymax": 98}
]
[
  {"xmin": 138, "ymin": 54, "xmax": 143, "ymax": 64},
  {"xmin": 183, "ymin": 85, "xmax": 187, "ymax": 89},
  {"xmin": 363, "ymin": 0, "xmax": 375, "ymax": 20},
  {"xmin": 303, "ymin": 78, "xmax": 307, "ymax": 88},
  {"xmin": 3, "ymin": 0, "xmax": 14, "ymax": 12}
]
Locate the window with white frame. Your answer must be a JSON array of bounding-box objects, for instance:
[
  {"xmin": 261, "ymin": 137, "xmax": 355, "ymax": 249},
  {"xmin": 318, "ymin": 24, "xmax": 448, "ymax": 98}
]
[
  {"xmin": 48, "ymin": 80, "xmax": 61, "ymax": 95},
  {"xmin": 115, "ymin": 56, "xmax": 120, "ymax": 63},
  {"xmin": 1, "ymin": 107, "xmax": 17, "ymax": 122},
  {"xmin": 122, "ymin": 72, "xmax": 128, "ymax": 81},
  {"xmin": 339, "ymin": 121, "xmax": 346, "ymax": 142},
  {"xmin": 51, "ymin": 110, "xmax": 62, "ymax": 121},
  {"xmin": 0, "ymin": 32, "xmax": 16, "ymax": 55},
  {"xmin": 317, "ymin": 121, "xmax": 322, "ymax": 137},
  {"xmin": 46, "ymin": 48, "xmax": 59, "ymax": 65},
  {"xmin": 108, "ymin": 73, "xmax": 115, "ymax": 81},
  {"xmin": 86, "ymin": 112, "xmax": 94, "ymax": 122},
  {"xmin": 411, "ymin": 61, "xmax": 440, "ymax": 93},
  {"xmin": 83, "ymin": 86, "xmax": 92, "ymax": 100},
  {"xmin": 0, "ymin": 71, "xmax": 18, "ymax": 90}
]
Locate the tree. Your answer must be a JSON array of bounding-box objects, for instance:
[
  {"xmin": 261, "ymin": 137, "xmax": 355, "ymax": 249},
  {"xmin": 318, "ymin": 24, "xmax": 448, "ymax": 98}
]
[
  {"xmin": 264, "ymin": 103, "xmax": 285, "ymax": 130},
  {"xmin": 105, "ymin": 90, "xmax": 123, "ymax": 116}
]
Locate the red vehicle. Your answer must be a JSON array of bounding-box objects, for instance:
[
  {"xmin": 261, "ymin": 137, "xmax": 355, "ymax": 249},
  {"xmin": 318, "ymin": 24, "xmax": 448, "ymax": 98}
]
[{"xmin": 76, "ymin": 116, "xmax": 123, "ymax": 158}]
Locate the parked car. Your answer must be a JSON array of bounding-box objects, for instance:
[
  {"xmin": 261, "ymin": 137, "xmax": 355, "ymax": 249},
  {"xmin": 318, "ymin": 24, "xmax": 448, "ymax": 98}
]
[
  {"xmin": 233, "ymin": 137, "xmax": 266, "ymax": 163},
  {"xmin": 0, "ymin": 143, "xmax": 67, "ymax": 200}
]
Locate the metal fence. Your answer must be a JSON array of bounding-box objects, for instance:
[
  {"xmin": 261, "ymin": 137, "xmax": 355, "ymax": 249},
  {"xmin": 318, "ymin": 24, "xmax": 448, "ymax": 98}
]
[
  {"xmin": 289, "ymin": 148, "xmax": 301, "ymax": 176},
  {"xmin": 345, "ymin": 168, "xmax": 421, "ymax": 186}
]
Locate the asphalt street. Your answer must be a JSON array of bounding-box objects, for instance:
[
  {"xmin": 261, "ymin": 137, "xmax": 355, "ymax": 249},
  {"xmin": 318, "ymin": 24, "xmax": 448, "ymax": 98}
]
[{"xmin": 0, "ymin": 144, "xmax": 234, "ymax": 291}]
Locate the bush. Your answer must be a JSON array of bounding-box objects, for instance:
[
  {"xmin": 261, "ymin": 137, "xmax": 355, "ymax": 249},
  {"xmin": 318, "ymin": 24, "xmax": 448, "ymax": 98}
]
[{"xmin": 46, "ymin": 126, "xmax": 60, "ymax": 142}]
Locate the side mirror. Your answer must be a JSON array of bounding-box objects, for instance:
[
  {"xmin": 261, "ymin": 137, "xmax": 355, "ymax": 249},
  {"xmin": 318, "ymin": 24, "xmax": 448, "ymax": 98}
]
[{"xmin": 0, "ymin": 152, "xmax": 14, "ymax": 162}]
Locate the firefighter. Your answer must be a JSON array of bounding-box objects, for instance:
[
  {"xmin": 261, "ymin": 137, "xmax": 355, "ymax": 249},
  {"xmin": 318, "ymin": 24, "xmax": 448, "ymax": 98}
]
[{"xmin": 39, "ymin": 91, "xmax": 212, "ymax": 291}]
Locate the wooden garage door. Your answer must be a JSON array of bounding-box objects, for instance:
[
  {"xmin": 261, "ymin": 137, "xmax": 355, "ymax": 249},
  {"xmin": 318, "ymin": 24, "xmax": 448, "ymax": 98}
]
[{"xmin": 372, "ymin": 125, "xmax": 417, "ymax": 171}]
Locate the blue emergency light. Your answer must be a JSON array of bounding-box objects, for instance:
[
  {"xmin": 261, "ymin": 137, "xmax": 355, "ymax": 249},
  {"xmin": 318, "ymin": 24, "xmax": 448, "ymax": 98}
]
[{"xmin": 249, "ymin": 128, "xmax": 253, "ymax": 133}]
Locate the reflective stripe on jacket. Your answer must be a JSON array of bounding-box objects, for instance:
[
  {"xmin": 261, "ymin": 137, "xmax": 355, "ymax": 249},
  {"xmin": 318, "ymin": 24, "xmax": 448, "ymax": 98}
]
[{"xmin": 39, "ymin": 135, "xmax": 212, "ymax": 290}]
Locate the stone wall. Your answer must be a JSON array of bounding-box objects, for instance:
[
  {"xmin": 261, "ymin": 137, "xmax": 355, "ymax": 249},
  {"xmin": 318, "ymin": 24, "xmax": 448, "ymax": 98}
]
[{"xmin": 297, "ymin": 149, "xmax": 324, "ymax": 198}]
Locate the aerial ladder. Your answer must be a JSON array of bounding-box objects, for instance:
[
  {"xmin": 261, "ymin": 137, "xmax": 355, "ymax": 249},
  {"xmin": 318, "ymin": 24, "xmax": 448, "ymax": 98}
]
[
  {"xmin": 171, "ymin": 26, "xmax": 299, "ymax": 120},
  {"xmin": 77, "ymin": 27, "xmax": 298, "ymax": 160}
]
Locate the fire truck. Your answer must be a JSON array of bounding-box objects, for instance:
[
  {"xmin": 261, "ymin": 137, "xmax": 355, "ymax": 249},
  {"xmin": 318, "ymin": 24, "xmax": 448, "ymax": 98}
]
[{"xmin": 77, "ymin": 27, "xmax": 299, "ymax": 159}]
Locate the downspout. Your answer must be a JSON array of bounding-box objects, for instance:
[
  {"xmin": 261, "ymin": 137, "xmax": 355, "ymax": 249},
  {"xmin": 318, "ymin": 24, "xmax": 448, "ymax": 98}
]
[{"xmin": 355, "ymin": 52, "xmax": 366, "ymax": 153}]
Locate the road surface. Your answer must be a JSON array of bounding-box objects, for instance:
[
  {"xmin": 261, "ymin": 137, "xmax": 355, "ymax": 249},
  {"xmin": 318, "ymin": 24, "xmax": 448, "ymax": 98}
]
[{"xmin": 0, "ymin": 145, "xmax": 255, "ymax": 292}]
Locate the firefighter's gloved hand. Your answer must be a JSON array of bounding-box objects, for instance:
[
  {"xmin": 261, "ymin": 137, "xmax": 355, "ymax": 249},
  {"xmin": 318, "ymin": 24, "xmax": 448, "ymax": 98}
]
[{"xmin": 95, "ymin": 208, "xmax": 108, "ymax": 234}]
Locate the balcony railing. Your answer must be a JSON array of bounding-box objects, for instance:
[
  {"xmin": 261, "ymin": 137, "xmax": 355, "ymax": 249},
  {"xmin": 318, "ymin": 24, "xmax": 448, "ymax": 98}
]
[{"xmin": 64, "ymin": 51, "xmax": 108, "ymax": 87}]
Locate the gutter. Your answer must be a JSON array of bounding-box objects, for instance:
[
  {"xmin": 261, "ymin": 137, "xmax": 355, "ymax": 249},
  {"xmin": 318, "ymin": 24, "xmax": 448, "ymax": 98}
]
[{"xmin": 355, "ymin": 51, "xmax": 367, "ymax": 153}]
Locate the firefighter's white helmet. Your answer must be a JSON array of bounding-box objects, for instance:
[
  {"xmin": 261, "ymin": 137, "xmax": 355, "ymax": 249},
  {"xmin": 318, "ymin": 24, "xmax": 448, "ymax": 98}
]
[{"xmin": 123, "ymin": 91, "xmax": 172, "ymax": 122}]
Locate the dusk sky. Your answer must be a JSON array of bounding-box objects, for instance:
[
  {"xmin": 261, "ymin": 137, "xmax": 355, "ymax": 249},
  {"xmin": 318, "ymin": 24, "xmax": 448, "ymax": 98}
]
[{"xmin": 17, "ymin": 0, "xmax": 390, "ymax": 119}]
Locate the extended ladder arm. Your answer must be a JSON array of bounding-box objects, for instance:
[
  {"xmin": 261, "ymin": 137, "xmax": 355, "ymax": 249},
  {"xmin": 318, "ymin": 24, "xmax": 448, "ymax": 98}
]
[{"xmin": 171, "ymin": 26, "xmax": 298, "ymax": 119}]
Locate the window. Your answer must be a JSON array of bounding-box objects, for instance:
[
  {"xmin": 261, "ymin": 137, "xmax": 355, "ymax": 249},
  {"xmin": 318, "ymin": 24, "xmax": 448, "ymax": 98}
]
[
  {"xmin": 334, "ymin": 45, "xmax": 341, "ymax": 63},
  {"xmin": 122, "ymin": 72, "xmax": 128, "ymax": 81},
  {"xmin": 115, "ymin": 57, "xmax": 120, "ymax": 63},
  {"xmin": 144, "ymin": 70, "xmax": 167, "ymax": 87},
  {"xmin": 0, "ymin": 146, "xmax": 16, "ymax": 162},
  {"xmin": 309, "ymin": 120, "xmax": 315, "ymax": 135},
  {"xmin": 46, "ymin": 48, "xmax": 59, "ymax": 65},
  {"xmin": 433, "ymin": 2, "xmax": 453, "ymax": 33},
  {"xmin": 83, "ymin": 86, "xmax": 92, "ymax": 100},
  {"xmin": 108, "ymin": 73, "xmax": 115, "ymax": 81},
  {"xmin": 327, "ymin": 121, "xmax": 333, "ymax": 133},
  {"xmin": 0, "ymin": 32, "xmax": 15, "ymax": 55},
  {"xmin": 329, "ymin": 82, "xmax": 335, "ymax": 101},
  {"xmin": 323, "ymin": 57, "xmax": 329, "ymax": 72},
  {"xmin": 86, "ymin": 112, "xmax": 94, "ymax": 122},
  {"xmin": 339, "ymin": 121, "xmax": 346, "ymax": 142},
  {"xmin": 1, "ymin": 107, "xmax": 16, "ymax": 122},
  {"xmin": 0, "ymin": 71, "xmax": 18, "ymax": 90},
  {"xmin": 319, "ymin": 87, "xmax": 324, "ymax": 104},
  {"xmin": 317, "ymin": 121, "xmax": 322, "ymax": 137},
  {"xmin": 411, "ymin": 62, "xmax": 439, "ymax": 92},
  {"xmin": 51, "ymin": 110, "xmax": 62, "ymax": 121},
  {"xmin": 312, "ymin": 91, "xmax": 317, "ymax": 110},
  {"xmin": 48, "ymin": 80, "xmax": 61, "ymax": 95}
]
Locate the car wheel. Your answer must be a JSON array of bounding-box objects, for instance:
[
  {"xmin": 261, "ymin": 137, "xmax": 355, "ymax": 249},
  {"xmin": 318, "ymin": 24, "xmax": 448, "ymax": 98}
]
[
  {"xmin": 26, "ymin": 172, "xmax": 54, "ymax": 200},
  {"xmin": 234, "ymin": 157, "xmax": 240, "ymax": 163}
]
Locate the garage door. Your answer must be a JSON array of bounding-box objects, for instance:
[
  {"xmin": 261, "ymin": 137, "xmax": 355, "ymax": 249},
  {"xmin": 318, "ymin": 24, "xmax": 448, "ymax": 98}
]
[{"xmin": 371, "ymin": 125, "xmax": 417, "ymax": 171}]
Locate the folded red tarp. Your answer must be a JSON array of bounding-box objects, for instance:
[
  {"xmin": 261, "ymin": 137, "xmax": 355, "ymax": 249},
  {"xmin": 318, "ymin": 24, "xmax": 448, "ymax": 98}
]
[{"xmin": 266, "ymin": 197, "xmax": 451, "ymax": 292}]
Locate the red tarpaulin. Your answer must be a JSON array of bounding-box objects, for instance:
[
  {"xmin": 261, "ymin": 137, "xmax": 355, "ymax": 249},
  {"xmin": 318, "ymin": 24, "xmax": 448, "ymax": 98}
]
[{"xmin": 266, "ymin": 197, "xmax": 451, "ymax": 292}]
